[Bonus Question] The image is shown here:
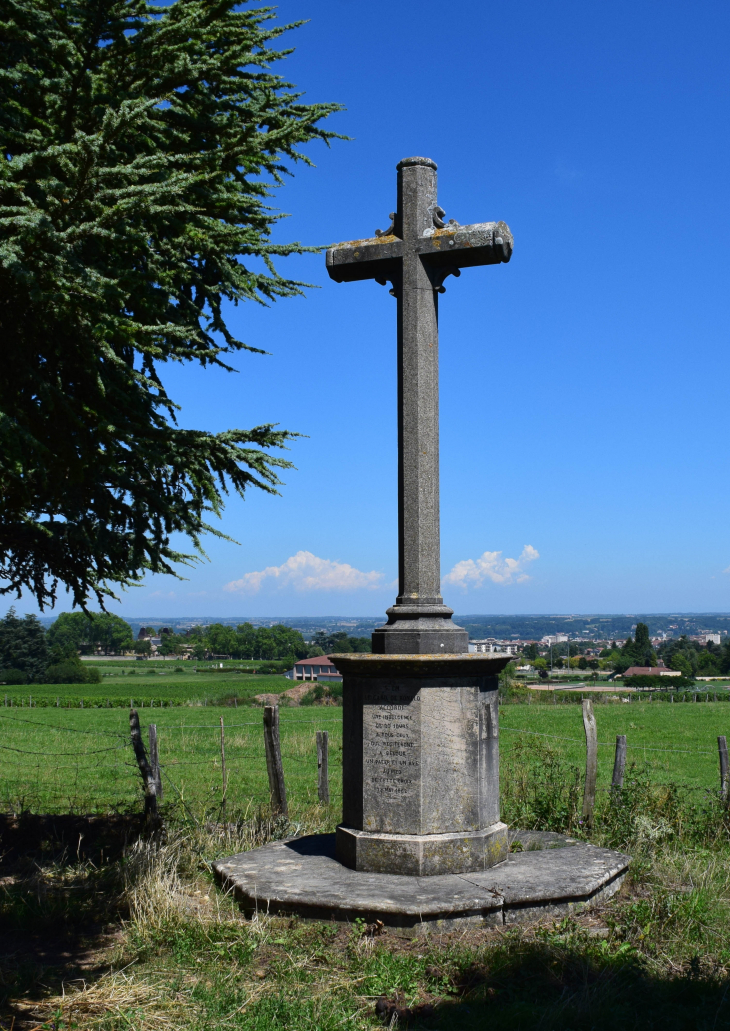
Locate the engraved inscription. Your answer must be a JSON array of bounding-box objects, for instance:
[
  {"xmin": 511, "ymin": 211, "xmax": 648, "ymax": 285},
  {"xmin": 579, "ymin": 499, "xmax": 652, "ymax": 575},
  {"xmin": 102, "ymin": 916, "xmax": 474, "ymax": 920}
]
[{"xmin": 362, "ymin": 682, "xmax": 421, "ymax": 832}]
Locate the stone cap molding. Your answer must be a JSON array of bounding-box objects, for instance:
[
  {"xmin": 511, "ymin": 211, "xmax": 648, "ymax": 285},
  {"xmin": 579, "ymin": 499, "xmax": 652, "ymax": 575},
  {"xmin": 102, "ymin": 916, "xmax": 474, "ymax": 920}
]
[
  {"xmin": 396, "ymin": 156, "xmax": 438, "ymax": 170},
  {"xmin": 328, "ymin": 653, "xmax": 514, "ymax": 677}
]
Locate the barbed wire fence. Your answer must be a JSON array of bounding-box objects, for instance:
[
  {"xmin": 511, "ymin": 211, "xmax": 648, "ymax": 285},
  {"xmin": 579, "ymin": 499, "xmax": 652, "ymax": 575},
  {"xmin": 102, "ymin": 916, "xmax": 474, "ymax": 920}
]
[
  {"xmin": 0, "ymin": 707, "xmax": 345, "ymax": 818},
  {"xmin": 2, "ymin": 698, "xmax": 730, "ymax": 822}
]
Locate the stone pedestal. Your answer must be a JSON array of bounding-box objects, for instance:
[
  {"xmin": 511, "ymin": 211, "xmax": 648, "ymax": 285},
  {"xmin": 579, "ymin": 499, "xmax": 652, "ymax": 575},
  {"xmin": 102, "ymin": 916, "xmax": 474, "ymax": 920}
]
[
  {"xmin": 371, "ymin": 603, "xmax": 469, "ymax": 654},
  {"xmin": 330, "ymin": 653, "xmax": 511, "ymax": 876}
]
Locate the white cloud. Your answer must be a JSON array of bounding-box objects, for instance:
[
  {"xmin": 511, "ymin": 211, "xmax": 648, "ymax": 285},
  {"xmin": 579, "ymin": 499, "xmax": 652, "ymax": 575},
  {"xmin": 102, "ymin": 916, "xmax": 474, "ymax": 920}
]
[
  {"xmin": 443, "ymin": 545, "xmax": 539, "ymax": 589},
  {"xmin": 223, "ymin": 550, "xmax": 385, "ymax": 594}
]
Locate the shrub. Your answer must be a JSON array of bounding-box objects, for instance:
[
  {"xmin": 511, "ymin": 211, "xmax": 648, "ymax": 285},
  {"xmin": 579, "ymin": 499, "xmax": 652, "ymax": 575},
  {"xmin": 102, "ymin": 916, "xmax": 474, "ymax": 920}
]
[
  {"xmin": 44, "ymin": 659, "xmax": 101, "ymax": 685},
  {"xmin": 300, "ymin": 683, "xmax": 343, "ymax": 706},
  {"xmin": 501, "ymin": 737, "xmax": 582, "ymax": 833},
  {"xmin": 0, "ymin": 667, "xmax": 28, "ymax": 685},
  {"xmin": 624, "ymin": 674, "xmax": 694, "ymax": 688}
]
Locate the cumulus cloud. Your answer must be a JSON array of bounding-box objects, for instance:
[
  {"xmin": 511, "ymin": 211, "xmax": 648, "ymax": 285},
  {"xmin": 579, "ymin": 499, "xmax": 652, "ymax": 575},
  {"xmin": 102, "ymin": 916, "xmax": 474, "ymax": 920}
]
[
  {"xmin": 223, "ymin": 550, "xmax": 385, "ymax": 594},
  {"xmin": 442, "ymin": 545, "xmax": 539, "ymax": 589}
]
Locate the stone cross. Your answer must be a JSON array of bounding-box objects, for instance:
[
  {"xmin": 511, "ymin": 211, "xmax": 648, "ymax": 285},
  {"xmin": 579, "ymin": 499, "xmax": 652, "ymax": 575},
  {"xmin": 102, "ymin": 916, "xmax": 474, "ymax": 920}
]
[{"xmin": 327, "ymin": 157, "xmax": 513, "ymax": 653}]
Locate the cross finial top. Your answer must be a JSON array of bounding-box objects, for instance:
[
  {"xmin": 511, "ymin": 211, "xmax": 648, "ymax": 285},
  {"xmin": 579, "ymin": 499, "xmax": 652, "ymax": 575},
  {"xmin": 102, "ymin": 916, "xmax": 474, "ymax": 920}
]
[{"xmin": 396, "ymin": 156, "xmax": 438, "ymax": 171}]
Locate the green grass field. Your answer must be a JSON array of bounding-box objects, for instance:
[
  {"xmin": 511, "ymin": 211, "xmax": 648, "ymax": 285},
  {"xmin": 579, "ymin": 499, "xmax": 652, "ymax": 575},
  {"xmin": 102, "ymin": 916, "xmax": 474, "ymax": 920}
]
[
  {"xmin": 6, "ymin": 699, "xmax": 730, "ymax": 1030},
  {"xmin": 2, "ymin": 660, "xmax": 292, "ymax": 707},
  {"xmin": 3, "ymin": 698, "xmax": 728, "ymax": 816},
  {"xmin": 501, "ymin": 698, "xmax": 730, "ymax": 792},
  {"xmin": 0, "ymin": 705, "xmax": 343, "ymax": 816}
]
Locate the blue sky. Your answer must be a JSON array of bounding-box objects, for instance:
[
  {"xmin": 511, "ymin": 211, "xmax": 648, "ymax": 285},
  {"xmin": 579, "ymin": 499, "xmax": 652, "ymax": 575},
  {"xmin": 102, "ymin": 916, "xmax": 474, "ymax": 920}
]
[{"xmin": 38, "ymin": 0, "xmax": 730, "ymax": 617}]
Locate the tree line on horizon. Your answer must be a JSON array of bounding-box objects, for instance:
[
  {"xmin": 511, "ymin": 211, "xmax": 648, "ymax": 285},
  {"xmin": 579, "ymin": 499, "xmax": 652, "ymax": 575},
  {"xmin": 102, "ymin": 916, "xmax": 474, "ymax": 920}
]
[{"xmin": 0, "ymin": 608, "xmax": 372, "ymax": 684}]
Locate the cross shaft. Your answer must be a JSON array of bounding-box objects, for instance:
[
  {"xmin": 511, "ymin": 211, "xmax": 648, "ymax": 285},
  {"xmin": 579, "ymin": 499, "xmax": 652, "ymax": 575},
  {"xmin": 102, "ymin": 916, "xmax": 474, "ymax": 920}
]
[{"xmin": 326, "ymin": 157, "xmax": 513, "ymax": 653}]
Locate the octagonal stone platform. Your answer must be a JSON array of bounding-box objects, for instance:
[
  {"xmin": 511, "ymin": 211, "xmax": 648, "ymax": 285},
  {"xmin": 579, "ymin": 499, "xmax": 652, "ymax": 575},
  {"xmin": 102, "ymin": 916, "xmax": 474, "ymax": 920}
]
[{"xmin": 213, "ymin": 830, "xmax": 630, "ymax": 934}]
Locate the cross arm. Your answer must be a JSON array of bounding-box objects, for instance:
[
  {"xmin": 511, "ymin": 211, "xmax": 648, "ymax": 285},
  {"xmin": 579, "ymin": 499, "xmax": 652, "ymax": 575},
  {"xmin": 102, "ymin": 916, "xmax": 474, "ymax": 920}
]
[
  {"xmin": 417, "ymin": 220, "xmax": 513, "ymax": 270},
  {"xmin": 326, "ymin": 234, "xmax": 404, "ymax": 283}
]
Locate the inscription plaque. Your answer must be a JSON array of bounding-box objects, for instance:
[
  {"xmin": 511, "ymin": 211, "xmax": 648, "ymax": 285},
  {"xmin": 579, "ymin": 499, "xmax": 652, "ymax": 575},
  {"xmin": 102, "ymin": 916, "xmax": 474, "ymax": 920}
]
[
  {"xmin": 334, "ymin": 655, "xmax": 509, "ymax": 875},
  {"xmin": 363, "ymin": 684, "xmax": 421, "ymax": 833}
]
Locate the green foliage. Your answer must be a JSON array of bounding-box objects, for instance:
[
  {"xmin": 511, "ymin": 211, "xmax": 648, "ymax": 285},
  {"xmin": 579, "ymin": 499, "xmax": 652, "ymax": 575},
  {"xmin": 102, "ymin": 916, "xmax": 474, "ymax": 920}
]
[
  {"xmin": 0, "ymin": 606, "xmax": 49, "ymax": 681},
  {"xmin": 615, "ymin": 622, "xmax": 658, "ymax": 672},
  {"xmin": 7, "ymin": 817, "xmax": 730, "ymax": 1031},
  {"xmin": 157, "ymin": 632, "xmax": 187, "ymax": 656},
  {"xmin": 48, "ymin": 611, "xmax": 134, "ymax": 655},
  {"xmin": 623, "ymin": 674, "xmax": 694, "ymax": 688},
  {"xmin": 0, "ymin": 667, "xmax": 27, "ymax": 684},
  {"xmin": 43, "ymin": 656, "xmax": 101, "ymax": 684},
  {"xmin": 501, "ymin": 737, "xmax": 582, "ymax": 833},
  {"xmin": 634, "ymin": 621, "xmax": 651, "ymax": 653},
  {"xmin": 201, "ymin": 622, "xmax": 307, "ymax": 661},
  {"xmin": 0, "ymin": 0, "xmax": 343, "ymax": 611},
  {"xmin": 654, "ymin": 634, "xmax": 730, "ymax": 677},
  {"xmin": 300, "ymin": 682, "xmax": 342, "ymax": 706},
  {"xmin": 46, "ymin": 612, "xmax": 89, "ymax": 658},
  {"xmin": 310, "ymin": 630, "xmax": 372, "ymax": 654}
]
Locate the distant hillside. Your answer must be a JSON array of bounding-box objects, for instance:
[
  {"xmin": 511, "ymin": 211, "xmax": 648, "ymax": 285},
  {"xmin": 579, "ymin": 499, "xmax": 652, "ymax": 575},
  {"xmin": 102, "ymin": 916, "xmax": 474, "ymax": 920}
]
[{"xmin": 36, "ymin": 612, "xmax": 730, "ymax": 642}]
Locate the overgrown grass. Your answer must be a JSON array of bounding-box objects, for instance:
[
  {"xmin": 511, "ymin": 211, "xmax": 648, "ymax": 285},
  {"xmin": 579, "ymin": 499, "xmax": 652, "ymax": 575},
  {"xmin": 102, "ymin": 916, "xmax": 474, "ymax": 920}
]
[
  {"xmin": 6, "ymin": 800, "xmax": 730, "ymax": 1030},
  {"xmin": 5, "ymin": 704, "xmax": 730, "ymax": 1028}
]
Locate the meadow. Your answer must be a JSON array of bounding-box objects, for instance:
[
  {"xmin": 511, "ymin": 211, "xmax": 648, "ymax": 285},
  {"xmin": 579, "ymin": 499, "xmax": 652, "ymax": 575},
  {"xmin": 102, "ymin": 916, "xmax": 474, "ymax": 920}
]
[
  {"xmin": 500, "ymin": 698, "xmax": 730, "ymax": 792},
  {"xmin": 5, "ymin": 699, "xmax": 730, "ymax": 1029},
  {"xmin": 1, "ymin": 705, "xmax": 343, "ymax": 816},
  {"xmin": 2, "ymin": 660, "xmax": 292, "ymax": 708},
  {"xmin": 3, "ymin": 698, "xmax": 728, "ymax": 816}
]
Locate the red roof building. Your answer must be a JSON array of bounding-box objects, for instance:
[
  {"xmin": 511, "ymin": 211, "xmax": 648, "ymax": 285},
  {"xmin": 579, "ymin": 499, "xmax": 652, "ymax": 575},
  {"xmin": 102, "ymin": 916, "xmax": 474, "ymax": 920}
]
[
  {"xmin": 285, "ymin": 656, "xmax": 342, "ymax": 682},
  {"xmin": 621, "ymin": 666, "xmax": 681, "ymax": 677}
]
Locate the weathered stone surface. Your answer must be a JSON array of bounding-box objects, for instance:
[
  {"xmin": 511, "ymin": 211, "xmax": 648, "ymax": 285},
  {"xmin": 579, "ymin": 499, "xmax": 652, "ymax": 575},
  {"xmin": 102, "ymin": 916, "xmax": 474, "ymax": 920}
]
[
  {"xmin": 212, "ymin": 832, "xmax": 629, "ymax": 934},
  {"xmin": 330, "ymin": 654, "xmax": 512, "ymax": 875},
  {"xmin": 326, "ymin": 157, "xmax": 512, "ymax": 653},
  {"xmin": 336, "ymin": 823, "xmax": 508, "ymax": 877}
]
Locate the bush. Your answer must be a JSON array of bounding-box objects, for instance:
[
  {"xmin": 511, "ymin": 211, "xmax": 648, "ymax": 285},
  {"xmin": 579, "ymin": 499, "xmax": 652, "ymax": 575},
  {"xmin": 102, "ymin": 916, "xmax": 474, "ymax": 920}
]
[
  {"xmin": 300, "ymin": 683, "xmax": 343, "ymax": 706},
  {"xmin": 0, "ymin": 667, "xmax": 28, "ymax": 685},
  {"xmin": 44, "ymin": 659, "xmax": 101, "ymax": 685},
  {"xmin": 623, "ymin": 674, "xmax": 694, "ymax": 688}
]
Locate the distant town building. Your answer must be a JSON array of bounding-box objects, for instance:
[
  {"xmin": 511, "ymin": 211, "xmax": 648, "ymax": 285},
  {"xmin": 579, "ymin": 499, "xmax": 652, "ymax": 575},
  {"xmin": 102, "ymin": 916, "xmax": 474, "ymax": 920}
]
[
  {"xmin": 695, "ymin": 633, "xmax": 722, "ymax": 646},
  {"xmin": 541, "ymin": 634, "xmax": 568, "ymax": 645},
  {"xmin": 285, "ymin": 656, "xmax": 342, "ymax": 682},
  {"xmin": 468, "ymin": 639, "xmax": 518, "ymax": 655}
]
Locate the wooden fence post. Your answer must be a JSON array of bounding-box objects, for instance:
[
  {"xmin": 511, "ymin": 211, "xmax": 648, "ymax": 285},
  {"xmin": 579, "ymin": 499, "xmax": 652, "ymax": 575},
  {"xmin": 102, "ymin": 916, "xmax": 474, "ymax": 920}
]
[
  {"xmin": 130, "ymin": 709, "xmax": 159, "ymax": 825},
  {"xmin": 582, "ymin": 698, "xmax": 597, "ymax": 828},
  {"xmin": 611, "ymin": 734, "xmax": 627, "ymax": 789},
  {"xmin": 718, "ymin": 736, "xmax": 729, "ymax": 802},
  {"xmin": 317, "ymin": 730, "xmax": 330, "ymax": 804},
  {"xmin": 263, "ymin": 705, "xmax": 288, "ymax": 817},
  {"xmin": 220, "ymin": 716, "xmax": 227, "ymax": 803},
  {"xmin": 148, "ymin": 723, "xmax": 163, "ymax": 799}
]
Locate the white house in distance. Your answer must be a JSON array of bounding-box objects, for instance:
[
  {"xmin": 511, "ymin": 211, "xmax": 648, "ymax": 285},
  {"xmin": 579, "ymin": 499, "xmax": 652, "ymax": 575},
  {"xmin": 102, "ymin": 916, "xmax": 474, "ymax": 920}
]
[
  {"xmin": 285, "ymin": 656, "xmax": 343, "ymax": 683},
  {"xmin": 468, "ymin": 639, "xmax": 518, "ymax": 655}
]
